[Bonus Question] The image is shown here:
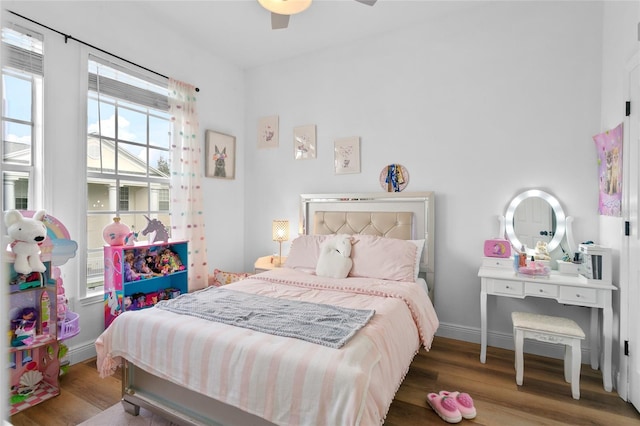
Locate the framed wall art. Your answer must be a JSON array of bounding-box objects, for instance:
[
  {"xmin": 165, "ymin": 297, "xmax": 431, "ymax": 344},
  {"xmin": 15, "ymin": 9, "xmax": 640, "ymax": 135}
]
[
  {"xmin": 334, "ymin": 136, "xmax": 360, "ymax": 174},
  {"xmin": 294, "ymin": 124, "xmax": 316, "ymax": 160},
  {"xmin": 205, "ymin": 130, "xmax": 236, "ymax": 179},
  {"xmin": 257, "ymin": 115, "xmax": 279, "ymax": 149},
  {"xmin": 593, "ymin": 122, "xmax": 623, "ymax": 216},
  {"xmin": 379, "ymin": 164, "xmax": 410, "ymax": 192}
]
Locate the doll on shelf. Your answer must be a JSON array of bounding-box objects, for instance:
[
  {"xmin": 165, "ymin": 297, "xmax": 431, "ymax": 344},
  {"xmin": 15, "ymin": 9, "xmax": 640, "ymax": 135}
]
[
  {"xmin": 143, "ymin": 247, "xmax": 162, "ymax": 274},
  {"xmin": 133, "ymin": 250, "xmax": 155, "ymax": 278},
  {"xmin": 123, "ymin": 251, "xmax": 142, "ymax": 282},
  {"xmin": 10, "ymin": 271, "xmax": 42, "ymax": 291},
  {"xmin": 156, "ymin": 248, "xmax": 184, "ymax": 275},
  {"xmin": 156, "ymin": 249, "xmax": 172, "ymax": 275},
  {"xmin": 11, "ymin": 307, "xmax": 38, "ymax": 347}
]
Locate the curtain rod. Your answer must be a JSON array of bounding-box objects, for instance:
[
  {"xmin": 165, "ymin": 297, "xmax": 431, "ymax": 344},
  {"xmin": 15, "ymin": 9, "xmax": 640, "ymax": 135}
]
[{"xmin": 8, "ymin": 10, "xmax": 200, "ymax": 92}]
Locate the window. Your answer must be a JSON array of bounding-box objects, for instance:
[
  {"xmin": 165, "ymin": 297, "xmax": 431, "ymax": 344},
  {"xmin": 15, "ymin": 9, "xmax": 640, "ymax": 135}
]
[
  {"xmin": 158, "ymin": 188, "xmax": 169, "ymax": 211},
  {"xmin": 1, "ymin": 24, "xmax": 44, "ymax": 211},
  {"xmin": 118, "ymin": 186, "xmax": 129, "ymax": 210},
  {"xmin": 86, "ymin": 55, "xmax": 171, "ymax": 292}
]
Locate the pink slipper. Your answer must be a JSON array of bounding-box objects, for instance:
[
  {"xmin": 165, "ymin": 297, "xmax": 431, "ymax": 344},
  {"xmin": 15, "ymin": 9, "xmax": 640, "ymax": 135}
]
[
  {"xmin": 439, "ymin": 391, "xmax": 477, "ymax": 420},
  {"xmin": 427, "ymin": 392, "xmax": 462, "ymax": 423}
]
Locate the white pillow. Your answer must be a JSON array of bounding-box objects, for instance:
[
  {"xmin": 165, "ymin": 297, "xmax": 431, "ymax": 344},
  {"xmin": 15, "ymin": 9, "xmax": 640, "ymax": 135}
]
[{"xmin": 409, "ymin": 239, "xmax": 425, "ymax": 280}]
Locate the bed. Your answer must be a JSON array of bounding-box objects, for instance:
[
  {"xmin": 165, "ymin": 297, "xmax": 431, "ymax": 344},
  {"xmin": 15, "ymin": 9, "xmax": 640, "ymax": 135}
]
[{"xmin": 95, "ymin": 191, "xmax": 438, "ymax": 426}]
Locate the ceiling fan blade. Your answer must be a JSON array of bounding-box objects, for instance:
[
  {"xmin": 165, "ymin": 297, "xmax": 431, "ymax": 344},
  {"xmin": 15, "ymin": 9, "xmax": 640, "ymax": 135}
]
[
  {"xmin": 271, "ymin": 12, "xmax": 290, "ymax": 30},
  {"xmin": 354, "ymin": 0, "xmax": 377, "ymax": 5}
]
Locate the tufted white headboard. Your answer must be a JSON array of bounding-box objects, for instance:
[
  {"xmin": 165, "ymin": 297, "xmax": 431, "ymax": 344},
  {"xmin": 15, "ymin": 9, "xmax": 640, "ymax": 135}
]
[{"xmin": 299, "ymin": 192, "xmax": 435, "ymax": 299}]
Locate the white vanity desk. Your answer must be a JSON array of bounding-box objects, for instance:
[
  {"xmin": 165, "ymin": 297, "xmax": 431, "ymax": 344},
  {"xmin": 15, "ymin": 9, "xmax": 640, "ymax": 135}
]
[{"xmin": 478, "ymin": 265, "xmax": 616, "ymax": 391}]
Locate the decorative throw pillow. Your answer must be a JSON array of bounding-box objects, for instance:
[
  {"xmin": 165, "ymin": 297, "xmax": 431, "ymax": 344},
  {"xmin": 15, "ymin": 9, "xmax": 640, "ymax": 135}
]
[{"xmin": 208, "ymin": 269, "xmax": 250, "ymax": 287}]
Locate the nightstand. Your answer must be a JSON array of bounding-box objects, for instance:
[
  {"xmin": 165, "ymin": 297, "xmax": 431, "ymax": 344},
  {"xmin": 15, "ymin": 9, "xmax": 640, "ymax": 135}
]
[{"xmin": 254, "ymin": 255, "xmax": 287, "ymax": 273}]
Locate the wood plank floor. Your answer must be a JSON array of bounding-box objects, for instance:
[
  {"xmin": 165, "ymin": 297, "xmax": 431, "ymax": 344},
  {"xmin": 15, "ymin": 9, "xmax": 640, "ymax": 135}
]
[{"xmin": 10, "ymin": 336, "xmax": 640, "ymax": 425}]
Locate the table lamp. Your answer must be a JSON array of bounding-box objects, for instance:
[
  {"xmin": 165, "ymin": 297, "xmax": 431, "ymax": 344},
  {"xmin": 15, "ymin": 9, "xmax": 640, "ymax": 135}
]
[{"xmin": 272, "ymin": 219, "xmax": 289, "ymax": 267}]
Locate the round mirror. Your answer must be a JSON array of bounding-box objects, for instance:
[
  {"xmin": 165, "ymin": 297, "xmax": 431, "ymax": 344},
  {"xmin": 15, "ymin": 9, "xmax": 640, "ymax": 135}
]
[{"xmin": 504, "ymin": 189, "xmax": 566, "ymax": 253}]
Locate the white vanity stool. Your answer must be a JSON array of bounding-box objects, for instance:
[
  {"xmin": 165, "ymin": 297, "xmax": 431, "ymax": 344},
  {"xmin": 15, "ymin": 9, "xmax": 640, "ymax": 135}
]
[{"xmin": 511, "ymin": 311, "xmax": 585, "ymax": 400}]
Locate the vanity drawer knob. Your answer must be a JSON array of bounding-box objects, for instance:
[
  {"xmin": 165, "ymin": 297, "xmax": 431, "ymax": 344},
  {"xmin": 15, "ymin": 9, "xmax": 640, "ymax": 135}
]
[
  {"xmin": 539, "ymin": 289, "xmax": 544, "ymax": 293},
  {"xmin": 576, "ymin": 294, "xmax": 581, "ymax": 298}
]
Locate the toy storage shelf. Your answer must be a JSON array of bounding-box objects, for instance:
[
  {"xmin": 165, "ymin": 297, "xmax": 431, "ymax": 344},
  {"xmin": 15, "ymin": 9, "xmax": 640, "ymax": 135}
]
[
  {"xmin": 103, "ymin": 240, "xmax": 189, "ymax": 329},
  {"xmin": 8, "ymin": 263, "xmax": 60, "ymax": 415}
]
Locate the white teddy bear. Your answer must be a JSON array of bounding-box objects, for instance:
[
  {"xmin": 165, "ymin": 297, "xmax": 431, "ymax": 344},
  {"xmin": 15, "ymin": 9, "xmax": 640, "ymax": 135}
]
[
  {"xmin": 534, "ymin": 240, "xmax": 551, "ymax": 261},
  {"xmin": 316, "ymin": 234, "xmax": 355, "ymax": 279},
  {"xmin": 5, "ymin": 209, "xmax": 48, "ymax": 274}
]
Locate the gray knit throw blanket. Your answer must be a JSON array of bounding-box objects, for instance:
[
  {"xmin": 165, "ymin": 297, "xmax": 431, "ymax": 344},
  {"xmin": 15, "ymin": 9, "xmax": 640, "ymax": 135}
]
[{"xmin": 155, "ymin": 287, "xmax": 375, "ymax": 349}]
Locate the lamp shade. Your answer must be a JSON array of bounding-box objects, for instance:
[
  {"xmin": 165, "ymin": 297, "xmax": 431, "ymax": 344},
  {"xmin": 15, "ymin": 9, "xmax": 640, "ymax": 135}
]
[
  {"xmin": 258, "ymin": 0, "xmax": 312, "ymax": 16},
  {"xmin": 272, "ymin": 220, "xmax": 290, "ymax": 242}
]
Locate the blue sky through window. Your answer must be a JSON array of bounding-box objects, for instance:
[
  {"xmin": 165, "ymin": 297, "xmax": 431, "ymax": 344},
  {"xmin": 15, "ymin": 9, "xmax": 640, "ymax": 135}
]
[
  {"xmin": 86, "ymin": 58, "xmax": 170, "ymax": 170},
  {"xmin": 2, "ymin": 74, "xmax": 33, "ymax": 146},
  {"xmin": 87, "ymin": 96, "xmax": 171, "ymax": 170},
  {"xmin": 2, "ymin": 26, "xmax": 41, "ymax": 149}
]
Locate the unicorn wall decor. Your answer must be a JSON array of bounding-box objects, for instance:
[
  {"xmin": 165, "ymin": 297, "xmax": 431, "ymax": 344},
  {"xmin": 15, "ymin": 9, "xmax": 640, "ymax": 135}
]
[{"xmin": 141, "ymin": 215, "xmax": 169, "ymax": 243}]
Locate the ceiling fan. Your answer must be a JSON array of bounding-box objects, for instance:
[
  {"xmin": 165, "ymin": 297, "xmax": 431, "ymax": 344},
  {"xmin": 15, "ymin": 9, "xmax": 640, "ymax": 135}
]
[{"xmin": 258, "ymin": 0, "xmax": 377, "ymax": 30}]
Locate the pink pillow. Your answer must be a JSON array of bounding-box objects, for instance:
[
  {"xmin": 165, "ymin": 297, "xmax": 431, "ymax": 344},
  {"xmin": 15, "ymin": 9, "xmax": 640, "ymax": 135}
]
[
  {"xmin": 350, "ymin": 235, "xmax": 418, "ymax": 282},
  {"xmin": 284, "ymin": 235, "xmax": 330, "ymax": 272}
]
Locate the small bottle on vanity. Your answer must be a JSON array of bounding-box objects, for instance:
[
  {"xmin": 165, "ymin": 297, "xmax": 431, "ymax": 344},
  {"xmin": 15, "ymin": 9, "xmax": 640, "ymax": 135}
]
[{"xmin": 519, "ymin": 245, "xmax": 527, "ymax": 268}]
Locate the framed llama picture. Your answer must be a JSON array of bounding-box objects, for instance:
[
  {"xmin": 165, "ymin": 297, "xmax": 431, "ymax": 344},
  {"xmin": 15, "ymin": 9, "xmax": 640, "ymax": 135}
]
[
  {"xmin": 334, "ymin": 136, "xmax": 360, "ymax": 174},
  {"xmin": 205, "ymin": 130, "xmax": 236, "ymax": 179}
]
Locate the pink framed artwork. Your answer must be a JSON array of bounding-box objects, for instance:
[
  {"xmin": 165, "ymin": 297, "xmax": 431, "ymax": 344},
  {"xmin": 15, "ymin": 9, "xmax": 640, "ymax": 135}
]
[{"xmin": 593, "ymin": 123, "xmax": 623, "ymax": 216}]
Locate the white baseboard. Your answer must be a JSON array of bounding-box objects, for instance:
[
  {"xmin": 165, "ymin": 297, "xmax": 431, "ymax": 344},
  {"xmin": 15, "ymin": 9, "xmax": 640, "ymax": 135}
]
[
  {"xmin": 436, "ymin": 322, "xmax": 591, "ymax": 362},
  {"xmin": 65, "ymin": 338, "xmax": 98, "ymax": 366}
]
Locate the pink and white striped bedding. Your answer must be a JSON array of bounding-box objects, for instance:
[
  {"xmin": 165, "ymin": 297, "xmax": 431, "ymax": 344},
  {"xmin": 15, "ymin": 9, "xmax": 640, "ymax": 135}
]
[{"xmin": 95, "ymin": 268, "xmax": 439, "ymax": 426}]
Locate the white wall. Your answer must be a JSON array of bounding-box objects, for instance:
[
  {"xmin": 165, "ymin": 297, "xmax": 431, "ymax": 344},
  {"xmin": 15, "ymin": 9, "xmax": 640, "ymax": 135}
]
[
  {"xmin": 2, "ymin": 1, "xmax": 247, "ymax": 362},
  {"xmin": 244, "ymin": 1, "xmax": 606, "ymax": 351}
]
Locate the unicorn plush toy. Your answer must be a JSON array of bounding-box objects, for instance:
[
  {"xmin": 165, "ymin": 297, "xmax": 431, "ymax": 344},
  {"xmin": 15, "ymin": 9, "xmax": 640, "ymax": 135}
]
[{"xmin": 315, "ymin": 234, "xmax": 356, "ymax": 279}]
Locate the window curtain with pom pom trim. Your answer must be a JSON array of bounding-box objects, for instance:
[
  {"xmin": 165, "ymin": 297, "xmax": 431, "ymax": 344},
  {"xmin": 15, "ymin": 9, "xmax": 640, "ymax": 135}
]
[{"xmin": 168, "ymin": 79, "xmax": 207, "ymax": 291}]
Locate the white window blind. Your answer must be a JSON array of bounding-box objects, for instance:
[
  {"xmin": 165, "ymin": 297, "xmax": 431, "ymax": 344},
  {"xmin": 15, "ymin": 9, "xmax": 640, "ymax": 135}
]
[
  {"xmin": 1, "ymin": 25, "xmax": 43, "ymax": 76},
  {"xmin": 88, "ymin": 55, "xmax": 168, "ymax": 111}
]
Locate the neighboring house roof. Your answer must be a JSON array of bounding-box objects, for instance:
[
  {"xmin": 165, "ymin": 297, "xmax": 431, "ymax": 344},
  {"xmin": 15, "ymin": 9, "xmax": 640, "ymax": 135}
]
[
  {"xmin": 2, "ymin": 141, "xmax": 30, "ymax": 164},
  {"xmin": 87, "ymin": 134, "xmax": 169, "ymax": 178}
]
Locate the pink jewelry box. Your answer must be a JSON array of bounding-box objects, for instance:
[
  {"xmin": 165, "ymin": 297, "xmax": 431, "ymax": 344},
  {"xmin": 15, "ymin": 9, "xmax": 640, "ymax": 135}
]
[{"xmin": 484, "ymin": 239, "xmax": 511, "ymax": 258}]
